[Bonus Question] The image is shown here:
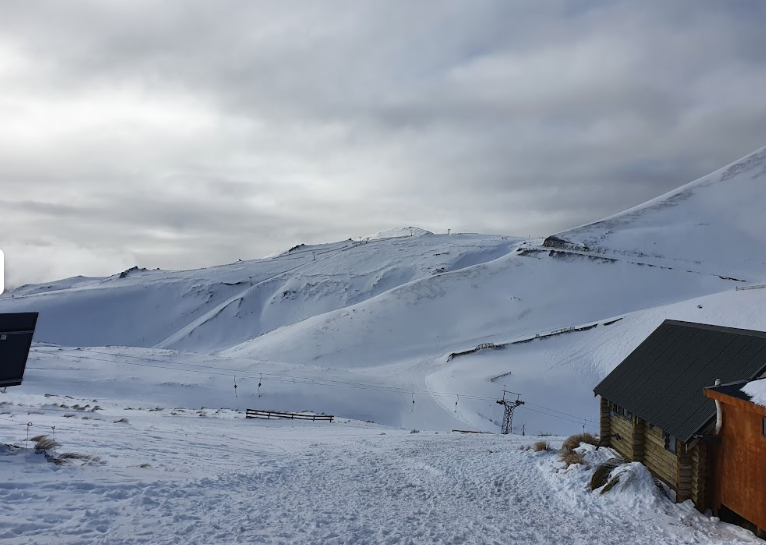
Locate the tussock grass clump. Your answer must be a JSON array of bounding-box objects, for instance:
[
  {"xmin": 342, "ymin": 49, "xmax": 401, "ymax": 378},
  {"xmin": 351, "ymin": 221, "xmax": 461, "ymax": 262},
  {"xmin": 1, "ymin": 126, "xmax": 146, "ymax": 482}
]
[
  {"xmin": 56, "ymin": 452, "xmax": 91, "ymax": 460},
  {"xmin": 589, "ymin": 458, "xmax": 624, "ymax": 491},
  {"xmin": 533, "ymin": 440, "xmax": 551, "ymax": 452},
  {"xmin": 591, "ymin": 459, "xmax": 669, "ymax": 498},
  {"xmin": 113, "ymin": 417, "xmax": 129, "ymax": 424},
  {"xmin": 30, "ymin": 435, "xmax": 47, "ymax": 443},
  {"xmin": 601, "ymin": 469, "xmax": 640, "ymax": 495},
  {"xmin": 410, "ymin": 429, "xmax": 420, "ymax": 434},
  {"xmin": 63, "ymin": 413, "xmax": 76, "ymax": 418},
  {"xmin": 33, "ymin": 435, "xmax": 61, "ymax": 452},
  {"xmin": 559, "ymin": 433, "xmax": 599, "ymax": 466},
  {"xmin": 139, "ymin": 463, "xmax": 151, "ymax": 469},
  {"xmin": 560, "ymin": 450, "xmax": 586, "ymax": 466},
  {"xmin": 48, "ymin": 452, "xmax": 102, "ymax": 466},
  {"xmin": 561, "ymin": 433, "xmax": 598, "ymax": 452}
]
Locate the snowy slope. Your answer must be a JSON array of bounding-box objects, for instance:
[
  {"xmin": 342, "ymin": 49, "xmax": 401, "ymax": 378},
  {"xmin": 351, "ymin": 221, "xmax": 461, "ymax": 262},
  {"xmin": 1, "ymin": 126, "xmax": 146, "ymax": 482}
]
[
  {"xmin": 2, "ymin": 148, "xmax": 766, "ymax": 544},
  {"xmin": 367, "ymin": 226, "xmax": 434, "ymax": 239},
  {"xmin": 426, "ymin": 285, "xmax": 766, "ymax": 435},
  {"xmin": 1, "ymin": 399, "xmax": 757, "ymax": 545},
  {"xmin": 0, "ymin": 235, "xmax": 519, "ymax": 351},
  {"xmin": 559, "ymin": 145, "xmax": 766, "ymax": 280},
  {"xmin": 0, "ymin": 146, "xmax": 764, "ymax": 437},
  {"xmin": 224, "ymin": 246, "xmax": 733, "ymax": 368}
]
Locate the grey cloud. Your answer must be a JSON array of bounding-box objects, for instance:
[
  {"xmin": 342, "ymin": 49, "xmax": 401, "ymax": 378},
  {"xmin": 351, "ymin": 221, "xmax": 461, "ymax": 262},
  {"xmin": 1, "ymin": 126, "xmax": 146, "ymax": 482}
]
[{"xmin": 0, "ymin": 1, "xmax": 765, "ymax": 285}]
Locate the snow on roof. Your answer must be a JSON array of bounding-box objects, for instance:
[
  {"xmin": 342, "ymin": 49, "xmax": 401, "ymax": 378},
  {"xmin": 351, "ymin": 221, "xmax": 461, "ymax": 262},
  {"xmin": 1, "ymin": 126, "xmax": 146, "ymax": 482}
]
[{"xmin": 741, "ymin": 378, "xmax": 766, "ymax": 408}]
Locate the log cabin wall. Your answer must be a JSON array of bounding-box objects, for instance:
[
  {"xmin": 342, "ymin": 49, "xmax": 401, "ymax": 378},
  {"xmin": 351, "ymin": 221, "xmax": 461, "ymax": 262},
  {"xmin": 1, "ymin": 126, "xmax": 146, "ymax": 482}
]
[
  {"xmin": 690, "ymin": 442, "xmax": 708, "ymax": 510},
  {"xmin": 609, "ymin": 411, "xmax": 634, "ymax": 461},
  {"xmin": 644, "ymin": 424, "xmax": 679, "ymax": 492},
  {"xmin": 599, "ymin": 397, "xmax": 711, "ymax": 511},
  {"xmin": 677, "ymin": 441, "xmax": 693, "ymax": 503},
  {"xmin": 632, "ymin": 416, "xmax": 646, "ymax": 463},
  {"xmin": 600, "ymin": 397, "xmax": 611, "ymax": 443}
]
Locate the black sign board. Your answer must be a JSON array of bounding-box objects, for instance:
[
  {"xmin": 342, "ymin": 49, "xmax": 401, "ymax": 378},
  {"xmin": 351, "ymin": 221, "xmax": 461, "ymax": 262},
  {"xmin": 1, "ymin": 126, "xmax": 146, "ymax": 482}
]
[{"xmin": 0, "ymin": 312, "xmax": 38, "ymax": 387}]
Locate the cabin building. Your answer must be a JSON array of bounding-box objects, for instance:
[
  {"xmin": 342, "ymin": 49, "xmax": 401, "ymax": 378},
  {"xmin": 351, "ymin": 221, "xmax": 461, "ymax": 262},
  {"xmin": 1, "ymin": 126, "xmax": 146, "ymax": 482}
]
[
  {"xmin": 704, "ymin": 379, "xmax": 766, "ymax": 535},
  {"xmin": 593, "ymin": 320, "xmax": 766, "ymax": 514}
]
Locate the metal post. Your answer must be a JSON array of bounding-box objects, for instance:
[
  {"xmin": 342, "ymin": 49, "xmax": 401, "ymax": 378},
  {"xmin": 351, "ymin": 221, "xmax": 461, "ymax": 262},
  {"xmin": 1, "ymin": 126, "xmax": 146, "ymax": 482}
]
[{"xmin": 496, "ymin": 389, "xmax": 524, "ymax": 434}]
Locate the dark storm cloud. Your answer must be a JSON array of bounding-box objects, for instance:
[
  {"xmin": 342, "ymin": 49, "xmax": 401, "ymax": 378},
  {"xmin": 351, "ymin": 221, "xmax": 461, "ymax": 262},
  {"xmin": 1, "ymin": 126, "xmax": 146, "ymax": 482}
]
[{"xmin": 0, "ymin": 0, "xmax": 765, "ymax": 285}]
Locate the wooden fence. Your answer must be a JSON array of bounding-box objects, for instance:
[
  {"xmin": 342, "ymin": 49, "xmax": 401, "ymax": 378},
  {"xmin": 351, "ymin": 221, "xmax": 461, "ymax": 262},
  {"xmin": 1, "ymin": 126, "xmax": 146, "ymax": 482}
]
[
  {"xmin": 246, "ymin": 409, "xmax": 334, "ymax": 422},
  {"xmin": 736, "ymin": 284, "xmax": 766, "ymax": 291}
]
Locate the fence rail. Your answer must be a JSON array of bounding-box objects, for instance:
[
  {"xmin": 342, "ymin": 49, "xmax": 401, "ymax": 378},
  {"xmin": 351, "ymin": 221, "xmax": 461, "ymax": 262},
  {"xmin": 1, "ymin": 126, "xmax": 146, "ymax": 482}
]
[
  {"xmin": 246, "ymin": 409, "xmax": 334, "ymax": 422},
  {"xmin": 736, "ymin": 284, "xmax": 766, "ymax": 291}
]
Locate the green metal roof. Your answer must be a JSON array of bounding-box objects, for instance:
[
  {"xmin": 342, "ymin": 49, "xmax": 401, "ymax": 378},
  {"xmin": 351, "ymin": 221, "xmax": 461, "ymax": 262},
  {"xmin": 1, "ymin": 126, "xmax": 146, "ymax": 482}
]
[{"xmin": 594, "ymin": 320, "xmax": 766, "ymax": 442}]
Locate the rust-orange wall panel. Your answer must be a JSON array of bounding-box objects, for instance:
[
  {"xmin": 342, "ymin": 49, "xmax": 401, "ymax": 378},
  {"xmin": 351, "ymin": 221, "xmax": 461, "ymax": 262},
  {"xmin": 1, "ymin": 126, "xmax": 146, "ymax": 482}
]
[{"xmin": 707, "ymin": 391, "xmax": 766, "ymax": 530}]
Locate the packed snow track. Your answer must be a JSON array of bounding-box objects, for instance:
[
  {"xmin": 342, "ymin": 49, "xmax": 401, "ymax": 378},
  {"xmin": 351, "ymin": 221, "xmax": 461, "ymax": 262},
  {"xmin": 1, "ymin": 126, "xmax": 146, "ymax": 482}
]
[{"xmin": 0, "ymin": 395, "xmax": 755, "ymax": 545}]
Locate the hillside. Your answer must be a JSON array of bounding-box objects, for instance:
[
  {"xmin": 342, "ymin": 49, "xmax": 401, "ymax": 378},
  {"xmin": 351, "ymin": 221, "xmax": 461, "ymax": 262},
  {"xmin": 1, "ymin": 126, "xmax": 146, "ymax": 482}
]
[
  {"xmin": 3, "ymin": 146, "xmax": 766, "ymax": 545},
  {"xmin": 558, "ymin": 145, "xmax": 766, "ymax": 280},
  {"xmin": 1, "ymin": 145, "xmax": 765, "ymax": 436},
  {"xmin": 1, "ymin": 235, "xmax": 519, "ymax": 351}
]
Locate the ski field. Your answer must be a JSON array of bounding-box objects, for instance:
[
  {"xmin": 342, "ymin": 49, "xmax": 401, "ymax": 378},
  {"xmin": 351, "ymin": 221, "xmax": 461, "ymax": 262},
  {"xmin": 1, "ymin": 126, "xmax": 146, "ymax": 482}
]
[{"xmin": 2, "ymin": 145, "xmax": 766, "ymax": 543}]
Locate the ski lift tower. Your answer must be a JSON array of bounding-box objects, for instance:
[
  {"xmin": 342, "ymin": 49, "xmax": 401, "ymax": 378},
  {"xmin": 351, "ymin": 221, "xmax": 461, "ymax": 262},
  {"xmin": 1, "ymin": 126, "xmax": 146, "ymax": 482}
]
[{"xmin": 496, "ymin": 388, "xmax": 524, "ymax": 435}]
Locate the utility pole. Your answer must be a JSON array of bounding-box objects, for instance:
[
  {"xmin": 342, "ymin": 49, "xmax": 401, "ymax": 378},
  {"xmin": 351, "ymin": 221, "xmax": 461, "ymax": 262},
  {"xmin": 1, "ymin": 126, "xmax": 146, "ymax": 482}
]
[{"xmin": 496, "ymin": 388, "xmax": 524, "ymax": 435}]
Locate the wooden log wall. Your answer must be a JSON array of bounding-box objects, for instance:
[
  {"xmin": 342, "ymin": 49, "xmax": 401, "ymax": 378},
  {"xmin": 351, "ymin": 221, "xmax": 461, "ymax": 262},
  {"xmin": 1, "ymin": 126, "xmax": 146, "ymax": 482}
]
[
  {"xmin": 677, "ymin": 442, "xmax": 693, "ymax": 502},
  {"xmin": 644, "ymin": 425, "xmax": 678, "ymax": 490},
  {"xmin": 600, "ymin": 397, "xmax": 611, "ymax": 444},
  {"xmin": 691, "ymin": 443, "xmax": 707, "ymax": 510},
  {"xmin": 609, "ymin": 413, "xmax": 634, "ymax": 461},
  {"xmin": 597, "ymin": 403, "xmax": 708, "ymax": 509},
  {"xmin": 632, "ymin": 416, "xmax": 646, "ymax": 463}
]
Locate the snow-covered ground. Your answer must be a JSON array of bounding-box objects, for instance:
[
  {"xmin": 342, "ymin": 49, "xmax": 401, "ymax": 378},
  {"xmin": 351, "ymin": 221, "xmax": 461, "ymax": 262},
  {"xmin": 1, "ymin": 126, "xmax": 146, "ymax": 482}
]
[
  {"xmin": 2, "ymin": 145, "xmax": 766, "ymax": 542},
  {"xmin": 0, "ymin": 393, "xmax": 757, "ymax": 544}
]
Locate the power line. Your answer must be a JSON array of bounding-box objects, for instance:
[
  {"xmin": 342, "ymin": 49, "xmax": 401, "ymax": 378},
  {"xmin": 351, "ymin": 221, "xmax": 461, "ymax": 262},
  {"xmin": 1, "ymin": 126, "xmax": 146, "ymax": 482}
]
[
  {"xmin": 29, "ymin": 349, "xmax": 500, "ymax": 402},
  {"xmin": 27, "ymin": 348, "xmax": 600, "ymax": 428},
  {"xmin": 524, "ymin": 402, "xmax": 599, "ymax": 424},
  {"xmin": 518, "ymin": 405, "xmax": 597, "ymax": 426}
]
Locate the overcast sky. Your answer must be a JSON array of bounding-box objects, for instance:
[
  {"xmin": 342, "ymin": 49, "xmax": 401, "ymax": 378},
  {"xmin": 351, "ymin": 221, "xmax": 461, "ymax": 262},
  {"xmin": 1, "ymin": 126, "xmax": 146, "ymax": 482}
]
[{"xmin": 1, "ymin": 1, "xmax": 765, "ymax": 287}]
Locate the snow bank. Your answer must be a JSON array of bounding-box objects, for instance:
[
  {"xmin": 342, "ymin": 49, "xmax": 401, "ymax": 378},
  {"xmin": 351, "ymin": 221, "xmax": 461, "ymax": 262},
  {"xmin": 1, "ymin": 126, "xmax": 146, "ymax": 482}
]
[{"xmin": 536, "ymin": 446, "xmax": 757, "ymax": 544}]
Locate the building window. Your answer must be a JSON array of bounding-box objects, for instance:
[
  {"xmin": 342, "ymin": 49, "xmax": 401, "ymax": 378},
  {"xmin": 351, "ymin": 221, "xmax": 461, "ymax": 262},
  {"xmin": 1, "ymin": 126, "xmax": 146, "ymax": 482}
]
[
  {"xmin": 664, "ymin": 433, "xmax": 677, "ymax": 454},
  {"xmin": 612, "ymin": 405, "xmax": 632, "ymax": 420},
  {"xmin": 762, "ymin": 417, "xmax": 766, "ymax": 437}
]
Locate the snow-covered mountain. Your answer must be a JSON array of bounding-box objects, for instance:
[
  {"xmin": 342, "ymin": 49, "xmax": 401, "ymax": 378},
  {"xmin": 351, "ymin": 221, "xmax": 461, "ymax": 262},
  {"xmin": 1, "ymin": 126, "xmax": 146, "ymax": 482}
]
[
  {"xmin": 2, "ymin": 145, "xmax": 765, "ymax": 435},
  {"xmin": 560, "ymin": 145, "xmax": 766, "ymax": 280}
]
